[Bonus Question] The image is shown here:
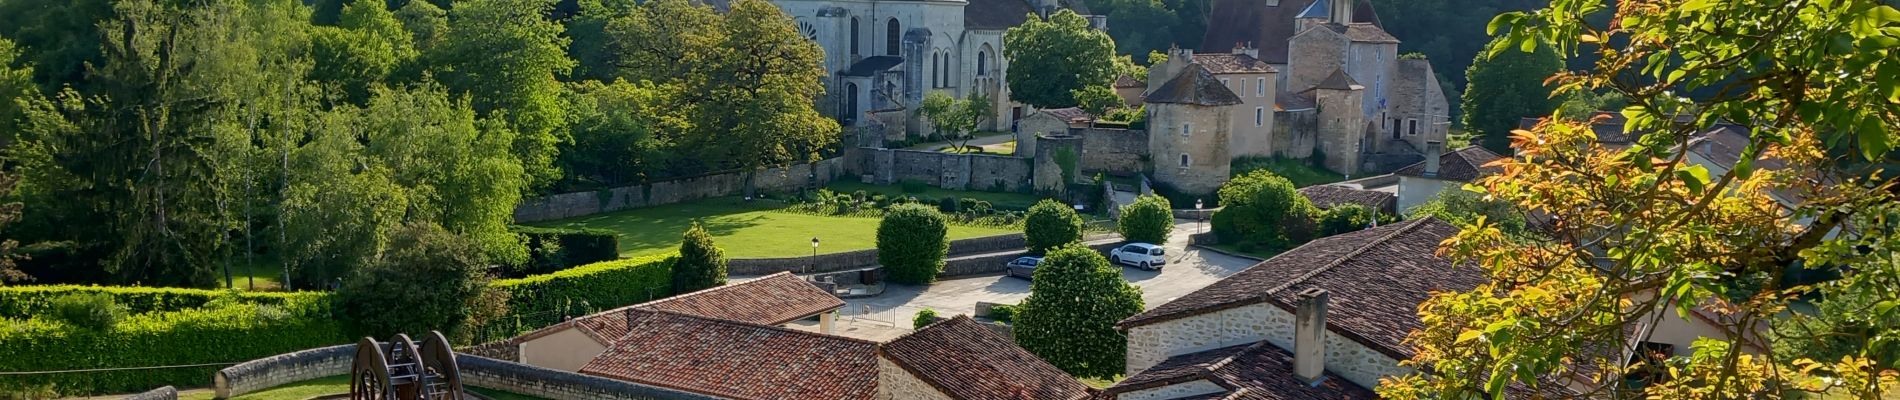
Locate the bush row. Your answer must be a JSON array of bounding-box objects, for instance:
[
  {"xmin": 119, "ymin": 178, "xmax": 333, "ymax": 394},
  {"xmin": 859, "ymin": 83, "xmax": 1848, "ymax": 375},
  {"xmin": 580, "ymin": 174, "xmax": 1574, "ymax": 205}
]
[
  {"xmin": 488, "ymin": 253, "xmax": 676, "ymax": 333},
  {"xmin": 0, "ymin": 285, "xmax": 317, "ymax": 320},
  {"xmin": 508, "ymin": 225, "xmax": 622, "ymax": 277},
  {"xmin": 0, "ymin": 292, "xmax": 348, "ymax": 396}
]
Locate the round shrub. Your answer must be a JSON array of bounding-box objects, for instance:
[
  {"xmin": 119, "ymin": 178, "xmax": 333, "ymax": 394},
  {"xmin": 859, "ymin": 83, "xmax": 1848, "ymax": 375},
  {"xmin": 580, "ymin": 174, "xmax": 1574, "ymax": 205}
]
[
  {"xmin": 877, "ymin": 204, "xmax": 950, "ymax": 285},
  {"xmin": 1015, "ymin": 244, "xmax": 1144, "ymax": 379},
  {"xmin": 1211, "ymin": 170, "xmax": 1315, "ymax": 250},
  {"xmin": 335, "ymin": 222, "xmax": 489, "ymax": 338},
  {"xmin": 913, "ymin": 307, "xmax": 940, "ymax": 328},
  {"xmin": 938, "ymin": 197, "xmax": 962, "ymax": 213},
  {"xmin": 1118, "ymin": 194, "xmax": 1174, "ymax": 244},
  {"xmin": 1025, "ymin": 199, "xmax": 1084, "ymax": 254},
  {"xmin": 51, "ymin": 293, "xmax": 126, "ymax": 330},
  {"xmin": 672, "ymin": 221, "xmax": 728, "ymax": 294}
]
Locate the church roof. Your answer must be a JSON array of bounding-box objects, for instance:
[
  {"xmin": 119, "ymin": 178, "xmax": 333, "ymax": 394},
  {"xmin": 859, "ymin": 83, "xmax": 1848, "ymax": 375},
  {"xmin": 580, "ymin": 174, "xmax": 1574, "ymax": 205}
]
[
  {"xmin": 1312, "ymin": 68, "xmax": 1361, "ymax": 91},
  {"xmin": 1199, "ymin": 0, "xmax": 1381, "ymax": 64},
  {"xmin": 1145, "ymin": 64, "xmax": 1244, "ymax": 106},
  {"xmin": 842, "ymin": 56, "xmax": 904, "ymax": 77},
  {"xmin": 966, "ymin": 0, "xmax": 1037, "ymax": 30}
]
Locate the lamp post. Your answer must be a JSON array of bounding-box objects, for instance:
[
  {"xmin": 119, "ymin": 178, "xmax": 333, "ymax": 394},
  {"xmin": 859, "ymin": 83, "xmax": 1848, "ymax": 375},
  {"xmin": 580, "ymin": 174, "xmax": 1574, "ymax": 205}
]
[
  {"xmin": 809, "ymin": 237, "xmax": 820, "ymax": 274},
  {"xmin": 1195, "ymin": 198, "xmax": 1204, "ymax": 234}
]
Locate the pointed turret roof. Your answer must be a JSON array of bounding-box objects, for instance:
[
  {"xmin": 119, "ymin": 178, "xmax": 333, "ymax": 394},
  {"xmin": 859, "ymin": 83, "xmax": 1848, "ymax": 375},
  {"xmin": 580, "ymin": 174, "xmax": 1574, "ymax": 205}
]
[
  {"xmin": 1313, "ymin": 68, "xmax": 1362, "ymax": 91},
  {"xmin": 1145, "ymin": 64, "xmax": 1244, "ymax": 106}
]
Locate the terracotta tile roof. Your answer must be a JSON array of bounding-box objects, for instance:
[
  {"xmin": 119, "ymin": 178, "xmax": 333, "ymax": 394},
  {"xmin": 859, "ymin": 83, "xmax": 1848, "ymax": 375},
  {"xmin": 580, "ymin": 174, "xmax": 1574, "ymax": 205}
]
[
  {"xmin": 579, "ymin": 309, "xmax": 880, "ymax": 400},
  {"xmin": 1145, "ymin": 64, "xmax": 1244, "ymax": 106},
  {"xmin": 1195, "ymin": 53, "xmax": 1278, "ymax": 74},
  {"xmin": 1394, "ymin": 146, "xmax": 1504, "ymax": 182},
  {"xmin": 1310, "ymin": 68, "xmax": 1361, "ymax": 91},
  {"xmin": 1298, "ymin": 184, "xmax": 1396, "ymax": 214},
  {"xmin": 1041, "ymin": 107, "xmax": 1096, "ymax": 123},
  {"xmin": 966, "ymin": 0, "xmax": 1036, "ymax": 30},
  {"xmin": 1199, "ymin": 0, "xmax": 1381, "ymax": 64},
  {"xmin": 640, "ymin": 272, "xmax": 845, "ymax": 326},
  {"xmin": 1117, "ymin": 218, "xmax": 1487, "ymax": 360},
  {"xmin": 882, "ymin": 316, "xmax": 1094, "ymax": 400},
  {"xmin": 1107, "ymin": 342, "xmax": 1377, "ymax": 400},
  {"xmin": 1320, "ymin": 22, "xmax": 1400, "ymax": 43}
]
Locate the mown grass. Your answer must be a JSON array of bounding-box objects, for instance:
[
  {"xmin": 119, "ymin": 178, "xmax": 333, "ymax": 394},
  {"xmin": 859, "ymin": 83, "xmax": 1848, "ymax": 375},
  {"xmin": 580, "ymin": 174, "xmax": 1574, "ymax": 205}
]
[
  {"xmin": 528, "ymin": 196, "xmax": 1016, "ymax": 259},
  {"xmin": 825, "ymin": 181, "xmax": 1048, "ymax": 211}
]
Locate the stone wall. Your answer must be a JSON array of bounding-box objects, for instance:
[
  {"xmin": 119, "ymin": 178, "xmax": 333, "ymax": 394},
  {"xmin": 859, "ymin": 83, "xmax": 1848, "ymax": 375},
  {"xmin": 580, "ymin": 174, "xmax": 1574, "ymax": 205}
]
[
  {"xmin": 1033, "ymin": 134, "xmax": 1085, "ymax": 193},
  {"xmin": 1271, "ymin": 108, "xmax": 1319, "ymax": 159},
  {"xmin": 849, "ymin": 148, "xmax": 1036, "ymax": 192},
  {"xmin": 728, "ymin": 233, "xmax": 1028, "ymax": 276},
  {"xmin": 513, "ymin": 158, "xmax": 848, "ymax": 223},
  {"xmin": 456, "ymin": 355, "xmax": 720, "ymax": 400},
  {"xmin": 214, "ymin": 344, "xmax": 355, "ymax": 398},
  {"xmin": 123, "ymin": 386, "xmax": 177, "ymax": 400},
  {"xmin": 1122, "ymin": 302, "xmax": 1411, "ymax": 391},
  {"xmin": 1115, "ymin": 379, "xmax": 1223, "ymax": 400},
  {"xmin": 876, "ymin": 357, "xmax": 954, "ymax": 400},
  {"xmin": 1075, "ymin": 127, "xmax": 1148, "ymax": 174}
]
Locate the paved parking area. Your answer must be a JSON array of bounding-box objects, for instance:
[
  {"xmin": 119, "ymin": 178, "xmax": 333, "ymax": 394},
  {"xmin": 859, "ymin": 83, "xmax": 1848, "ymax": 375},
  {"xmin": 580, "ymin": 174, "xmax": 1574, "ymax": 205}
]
[{"xmin": 826, "ymin": 219, "xmax": 1259, "ymax": 338}]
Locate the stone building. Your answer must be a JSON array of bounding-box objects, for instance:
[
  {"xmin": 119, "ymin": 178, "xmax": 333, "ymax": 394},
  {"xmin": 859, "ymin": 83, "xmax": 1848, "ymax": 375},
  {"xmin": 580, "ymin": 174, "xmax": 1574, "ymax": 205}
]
[
  {"xmin": 1392, "ymin": 145, "xmax": 1501, "ymax": 211},
  {"xmin": 772, "ymin": 0, "xmax": 1099, "ymax": 136},
  {"xmin": 878, "ymin": 316, "xmax": 1094, "ymax": 400},
  {"xmin": 1143, "ymin": 50, "xmax": 1242, "ymax": 195}
]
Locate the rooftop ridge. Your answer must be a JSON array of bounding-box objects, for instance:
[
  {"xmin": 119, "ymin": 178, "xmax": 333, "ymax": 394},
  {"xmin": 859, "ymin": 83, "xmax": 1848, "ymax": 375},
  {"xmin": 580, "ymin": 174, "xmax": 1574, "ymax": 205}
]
[
  {"xmin": 639, "ymin": 271, "xmax": 799, "ymax": 306},
  {"xmin": 1262, "ymin": 218, "xmax": 1429, "ymax": 296},
  {"xmin": 615, "ymin": 307, "xmax": 882, "ymax": 346}
]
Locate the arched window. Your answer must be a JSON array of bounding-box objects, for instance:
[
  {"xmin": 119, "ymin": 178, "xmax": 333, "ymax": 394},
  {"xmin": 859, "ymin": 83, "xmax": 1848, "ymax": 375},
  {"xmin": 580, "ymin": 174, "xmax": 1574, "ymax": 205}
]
[
  {"xmin": 976, "ymin": 51, "xmax": 988, "ymax": 76},
  {"xmin": 931, "ymin": 53, "xmax": 940, "ymax": 87},
  {"xmin": 845, "ymin": 83, "xmax": 860, "ymax": 123},
  {"xmin": 850, "ymin": 18, "xmax": 861, "ymax": 55},
  {"xmin": 938, "ymin": 52, "xmax": 948, "ymax": 86},
  {"xmin": 886, "ymin": 19, "xmax": 901, "ymax": 56}
]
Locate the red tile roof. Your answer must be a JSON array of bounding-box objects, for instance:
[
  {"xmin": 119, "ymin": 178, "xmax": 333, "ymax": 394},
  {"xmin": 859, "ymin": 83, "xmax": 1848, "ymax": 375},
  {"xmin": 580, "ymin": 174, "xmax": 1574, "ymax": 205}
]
[
  {"xmin": 882, "ymin": 316, "xmax": 1094, "ymax": 400},
  {"xmin": 1394, "ymin": 146, "xmax": 1504, "ymax": 182},
  {"xmin": 579, "ymin": 309, "xmax": 880, "ymax": 400},
  {"xmin": 641, "ymin": 272, "xmax": 845, "ymax": 326},
  {"xmin": 1107, "ymin": 342, "xmax": 1377, "ymax": 400},
  {"xmin": 1298, "ymin": 185, "xmax": 1396, "ymax": 214}
]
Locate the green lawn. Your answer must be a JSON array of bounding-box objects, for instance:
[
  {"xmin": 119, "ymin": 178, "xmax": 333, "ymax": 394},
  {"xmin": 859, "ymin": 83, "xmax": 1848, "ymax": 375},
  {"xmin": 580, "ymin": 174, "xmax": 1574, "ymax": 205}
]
[
  {"xmin": 1231, "ymin": 156, "xmax": 1347, "ymax": 188},
  {"xmin": 825, "ymin": 181, "xmax": 1048, "ymax": 211},
  {"xmin": 528, "ymin": 197, "xmax": 1017, "ymax": 259},
  {"xmin": 177, "ymin": 375, "xmax": 549, "ymax": 400}
]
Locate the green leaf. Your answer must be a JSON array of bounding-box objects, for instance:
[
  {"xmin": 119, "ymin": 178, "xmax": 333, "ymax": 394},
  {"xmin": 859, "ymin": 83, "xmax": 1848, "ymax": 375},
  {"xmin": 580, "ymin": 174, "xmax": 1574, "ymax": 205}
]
[
  {"xmin": 1458, "ymin": 329, "xmax": 1485, "ymax": 344},
  {"xmin": 1682, "ymin": 0, "xmax": 1716, "ymax": 12},
  {"xmin": 1876, "ymin": 300, "xmax": 1898, "ymax": 316},
  {"xmin": 1860, "ymin": 117, "xmax": 1891, "ymax": 161},
  {"xmin": 1676, "ymin": 164, "xmax": 1710, "ymax": 194}
]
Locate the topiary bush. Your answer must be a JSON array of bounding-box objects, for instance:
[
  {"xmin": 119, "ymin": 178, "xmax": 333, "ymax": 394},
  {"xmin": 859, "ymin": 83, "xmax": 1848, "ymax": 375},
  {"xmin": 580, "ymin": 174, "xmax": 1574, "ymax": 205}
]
[
  {"xmin": 877, "ymin": 204, "xmax": 950, "ymax": 285},
  {"xmin": 1014, "ymin": 244, "xmax": 1143, "ymax": 379},
  {"xmin": 1024, "ymin": 199, "xmax": 1084, "ymax": 254},
  {"xmin": 49, "ymin": 293, "xmax": 126, "ymax": 330},
  {"xmin": 671, "ymin": 221, "xmax": 728, "ymax": 294},
  {"xmin": 1118, "ymin": 194, "xmax": 1174, "ymax": 244},
  {"xmin": 1210, "ymin": 170, "xmax": 1316, "ymax": 251},
  {"xmin": 938, "ymin": 196, "xmax": 962, "ymax": 213},
  {"xmin": 913, "ymin": 307, "xmax": 940, "ymax": 328}
]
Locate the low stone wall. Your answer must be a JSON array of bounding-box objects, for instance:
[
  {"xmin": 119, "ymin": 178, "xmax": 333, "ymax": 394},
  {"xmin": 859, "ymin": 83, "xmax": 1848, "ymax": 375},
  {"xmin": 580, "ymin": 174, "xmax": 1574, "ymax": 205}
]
[
  {"xmin": 456, "ymin": 355, "xmax": 719, "ymax": 400},
  {"xmin": 513, "ymin": 158, "xmax": 847, "ymax": 223},
  {"xmin": 1189, "ymin": 232, "xmax": 1218, "ymax": 246},
  {"xmin": 1076, "ymin": 127, "xmax": 1148, "ymax": 174},
  {"xmin": 214, "ymin": 344, "xmax": 355, "ymax": 398},
  {"xmin": 122, "ymin": 386, "xmax": 176, "ymax": 400},
  {"xmin": 728, "ymin": 233, "xmax": 1027, "ymax": 276},
  {"xmin": 1171, "ymin": 208, "xmax": 1218, "ymax": 220},
  {"xmin": 940, "ymin": 240, "xmax": 1123, "ymax": 277},
  {"xmin": 850, "ymin": 148, "xmax": 1036, "ymax": 192}
]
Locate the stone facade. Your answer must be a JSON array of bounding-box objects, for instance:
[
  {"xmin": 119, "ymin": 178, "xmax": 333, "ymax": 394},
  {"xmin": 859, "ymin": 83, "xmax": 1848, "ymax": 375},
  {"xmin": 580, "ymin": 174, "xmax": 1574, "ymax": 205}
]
[
  {"xmin": 1148, "ymin": 102, "xmax": 1234, "ymax": 194},
  {"xmin": 1119, "ymin": 379, "xmax": 1225, "ymax": 400},
  {"xmin": 847, "ymin": 148, "xmax": 1035, "ymax": 192},
  {"xmin": 1272, "ymin": 107, "xmax": 1320, "ymax": 158},
  {"xmin": 1388, "ymin": 59, "xmax": 1450, "ymax": 150},
  {"xmin": 1076, "ymin": 127, "xmax": 1150, "ymax": 174},
  {"xmin": 1123, "ymin": 302, "xmax": 1413, "ymax": 391},
  {"xmin": 1032, "ymin": 133, "xmax": 1085, "ymax": 193},
  {"xmin": 512, "ymin": 158, "xmax": 847, "ymax": 223},
  {"xmin": 1315, "ymin": 84, "xmax": 1367, "ymax": 175},
  {"xmin": 876, "ymin": 356, "xmax": 956, "ymax": 400}
]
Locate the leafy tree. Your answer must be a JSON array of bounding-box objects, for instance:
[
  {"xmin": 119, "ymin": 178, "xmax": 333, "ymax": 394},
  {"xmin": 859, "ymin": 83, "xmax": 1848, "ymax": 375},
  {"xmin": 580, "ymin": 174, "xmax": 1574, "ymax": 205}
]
[
  {"xmin": 919, "ymin": 91, "xmax": 996, "ymax": 152},
  {"xmin": 1314, "ymin": 203, "xmax": 1394, "ymax": 237},
  {"xmin": 0, "ymin": 167, "xmax": 24, "ymax": 284},
  {"xmin": 1380, "ymin": 1, "xmax": 1900, "ymax": 398},
  {"xmin": 1402, "ymin": 189, "xmax": 1525, "ymax": 235},
  {"xmin": 1555, "ymin": 89, "xmax": 1627, "ymax": 120},
  {"xmin": 394, "ymin": 0, "xmax": 448, "ymax": 52},
  {"xmin": 558, "ymin": 79, "xmax": 679, "ymax": 188},
  {"xmin": 877, "ymin": 204, "xmax": 949, "ymax": 285},
  {"xmin": 0, "ymin": 0, "xmax": 112, "ymax": 91},
  {"xmin": 565, "ymin": 0, "xmax": 640, "ymax": 82},
  {"xmin": 353, "ymin": 83, "xmax": 528, "ymax": 268},
  {"xmin": 918, "ymin": 91, "xmax": 959, "ymax": 138},
  {"xmin": 1025, "ymin": 199, "xmax": 1085, "ymax": 254},
  {"xmin": 1098, "ymin": 0, "xmax": 1178, "ymax": 59},
  {"xmin": 1460, "ymin": 35, "xmax": 1563, "ymax": 154},
  {"xmin": 429, "ymin": 0, "xmax": 574, "ymax": 190},
  {"xmin": 310, "ymin": 1, "xmax": 414, "ymax": 104},
  {"xmin": 1368, "ymin": 0, "xmax": 1547, "ymax": 116},
  {"xmin": 1209, "ymin": 170, "xmax": 1314, "ymax": 250},
  {"xmin": 1072, "ymin": 85, "xmax": 1123, "ymax": 117},
  {"xmin": 1015, "ymin": 243, "xmax": 1143, "ymax": 378},
  {"xmin": 335, "ymin": 222, "xmax": 490, "ymax": 338},
  {"xmin": 1004, "ymin": 10, "xmax": 1118, "ymax": 108},
  {"xmin": 1118, "ymin": 194, "xmax": 1173, "ymax": 244},
  {"xmin": 912, "ymin": 308, "xmax": 940, "ymax": 328},
  {"xmin": 671, "ymin": 221, "xmax": 727, "ymax": 294}
]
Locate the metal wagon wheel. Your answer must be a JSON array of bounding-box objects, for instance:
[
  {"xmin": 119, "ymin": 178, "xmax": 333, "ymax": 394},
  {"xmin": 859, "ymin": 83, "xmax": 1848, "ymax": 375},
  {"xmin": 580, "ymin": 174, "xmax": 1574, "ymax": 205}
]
[
  {"xmin": 350, "ymin": 337, "xmax": 394, "ymax": 400},
  {"xmin": 419, "ymin": 331, "xmax": 466, "ymax": 400}
]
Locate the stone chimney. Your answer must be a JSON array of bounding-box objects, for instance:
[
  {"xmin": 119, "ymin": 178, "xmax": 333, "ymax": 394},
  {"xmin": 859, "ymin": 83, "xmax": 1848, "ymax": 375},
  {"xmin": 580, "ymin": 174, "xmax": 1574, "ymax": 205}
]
[
  {"xmin": 1294, "ymin": 288, "xmax": 1329, "ymax": 384},
  {"xmin": 1233, "ymin": 42, "xmax": 1259, "ymax": 60},
  {"xmin": 1423, "ymin": 140, "xmax": 1443, "ymax": 178},
  {"xmin": 1330, "ymin": 0, "xmax": 1353, "ymax": 25},
  {"xmin": 1145, "ymin": 46, "xmax": 1195, "ymax": 95}
]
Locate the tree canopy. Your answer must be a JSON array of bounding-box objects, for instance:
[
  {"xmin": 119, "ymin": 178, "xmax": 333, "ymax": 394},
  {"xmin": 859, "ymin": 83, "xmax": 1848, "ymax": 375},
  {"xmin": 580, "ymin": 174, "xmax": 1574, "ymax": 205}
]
[
  {"xmin": 1460, "ymin": 34, "xmax": 1564, "ymax": 154},
  {"xmin": 1004, "ymin": 10, "xmax": 1119, "ymax": 108},
  {"xmin": 1015, "ymin": 243, "xmax": 1144, "ymax": 379}
]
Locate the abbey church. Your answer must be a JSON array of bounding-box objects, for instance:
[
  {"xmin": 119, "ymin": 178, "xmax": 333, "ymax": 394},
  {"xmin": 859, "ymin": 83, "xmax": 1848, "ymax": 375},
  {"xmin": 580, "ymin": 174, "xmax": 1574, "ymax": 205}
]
[{"xmin": 1140, "ymin": 0, "xmax": 1451, "ymax": 193}]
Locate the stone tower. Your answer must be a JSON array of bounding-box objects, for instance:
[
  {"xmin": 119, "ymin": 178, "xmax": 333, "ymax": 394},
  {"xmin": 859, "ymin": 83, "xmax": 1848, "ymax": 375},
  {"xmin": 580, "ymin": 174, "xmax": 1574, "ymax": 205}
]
[
  {"xmin": 1313, "ymin": 68, "xmax": 1365, "ymax": 175},
  {"xmin": 1145, "ymin": 63, "xmax": 1243, "ymax": 194}
]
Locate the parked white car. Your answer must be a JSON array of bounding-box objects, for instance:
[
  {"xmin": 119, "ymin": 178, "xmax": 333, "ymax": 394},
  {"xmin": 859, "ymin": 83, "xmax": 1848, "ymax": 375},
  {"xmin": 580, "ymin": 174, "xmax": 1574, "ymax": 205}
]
[{"xmin": 1109, "ymin": 243, "xmax": 1166, "ymax": 270}]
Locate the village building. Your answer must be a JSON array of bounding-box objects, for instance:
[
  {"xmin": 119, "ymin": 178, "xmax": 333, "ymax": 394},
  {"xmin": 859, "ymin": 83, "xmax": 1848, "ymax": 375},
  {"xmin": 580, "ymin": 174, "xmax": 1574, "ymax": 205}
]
[
  {"xmin": 508, "ymin": 272, "xmax": 844, "ymax": 371},
  {"xmin": 878, "ymin": 316, "xmax": 1095, "ymax": 400},
  {"xmin": 1391, "ymin": 145, "xmax": 1502, "ymax": 211}
]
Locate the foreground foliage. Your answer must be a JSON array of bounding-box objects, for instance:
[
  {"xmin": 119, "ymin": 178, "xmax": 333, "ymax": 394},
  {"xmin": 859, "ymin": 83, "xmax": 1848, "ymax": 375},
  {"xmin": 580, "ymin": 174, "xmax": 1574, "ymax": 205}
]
[
  {"xmin": 877, "ymin": 204, "xmax": 950, "ymax": 285},
  {"xmin": 1015, "ymin": 244, "xmax": 1143, "ymax": 379},
  {"xmin": 671, "ymin": 221, "xmax": 728, "ymax": 294},
  {"xmin": 1380, "ymin": 0, "xmax": 1900, "ymax": 398}
]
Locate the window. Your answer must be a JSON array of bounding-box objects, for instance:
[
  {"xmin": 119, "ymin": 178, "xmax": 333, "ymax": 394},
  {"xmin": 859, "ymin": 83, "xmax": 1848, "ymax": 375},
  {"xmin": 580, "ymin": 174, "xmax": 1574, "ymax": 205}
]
[
  {"xmin": 1179, "ymin": 153, "xmax": 1191, "ymax": 167},
  {"xmin": 1256, "ymin": 78, "xmax": 1265, "ymax": 96},
  {"xmin": 1181, "ymin": 123, "xmax": 1191, "ymax": 137},
  {"xmin": 1255, "ymin": 107, "xmax": 1264, "ymax": 127},
  {"xmin": 931, "ymin": 53, "xmax": 941, "ymax": 87},
  {"xmin": 976, "ymin": 51, "xmax": 988, "ymax": 76},
  {"xmin": 850, "ymin": 18, "xmax": 860, "ymax": 55},
  {"xmin": 886, "ymin": 19, "xmax": 900, "ymax": 56},
  {"xmin": 844, "ymin": 83, "xmax": 860, "ymax": 123},
  {"xmin": 1408, "ymin": 119, "xmax": 1419, "ymax": 135}
]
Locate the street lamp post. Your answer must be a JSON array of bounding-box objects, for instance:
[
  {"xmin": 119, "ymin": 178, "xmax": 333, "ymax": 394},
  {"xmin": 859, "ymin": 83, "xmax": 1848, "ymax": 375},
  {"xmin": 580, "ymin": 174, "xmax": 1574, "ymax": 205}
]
[
  {"xmin": 1195, "ymin": 198, "xmax": 1205, "ymax": 234},
  {"xmin": 809, "ymin": 237, "xmax": 820, "ymax": 274}
]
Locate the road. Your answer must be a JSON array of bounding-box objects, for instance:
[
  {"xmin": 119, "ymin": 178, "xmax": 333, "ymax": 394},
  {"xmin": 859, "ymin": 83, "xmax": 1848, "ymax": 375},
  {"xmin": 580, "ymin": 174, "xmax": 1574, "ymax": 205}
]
[{"xmin": 822, "ymin": 219, "xmax": 1258, "ymax": 341}]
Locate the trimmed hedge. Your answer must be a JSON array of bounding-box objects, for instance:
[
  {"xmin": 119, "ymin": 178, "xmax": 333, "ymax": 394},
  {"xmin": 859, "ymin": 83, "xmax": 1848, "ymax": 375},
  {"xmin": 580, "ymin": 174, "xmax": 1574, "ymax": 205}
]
[
  {"xmin": 0, "ymin": 291, "xmax": 347, "ymax": 396},
  {"xmin": 0, "ymin": 285, "xmax": 319, "ymax": 320},
  {"xmin": 510, "ymin": 225, "xmax": 621, "ymax": 276},
  {"xmin": 490, "ymin": 253, "xmax": 675, "ymax": 332}
]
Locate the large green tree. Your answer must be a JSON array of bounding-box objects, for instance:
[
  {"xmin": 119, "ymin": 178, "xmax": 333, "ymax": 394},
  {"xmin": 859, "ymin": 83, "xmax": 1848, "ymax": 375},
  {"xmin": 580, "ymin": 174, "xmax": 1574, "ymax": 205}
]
[
  {"xmin": 1209, "ymin": 170, "xmax": 1314, "ymax": 251},
  {"xmin": 1004, "ymin": 10, "xmax": 1118, "ymax": 108},
  {"xmin": 335, "ymin": 222, "xmax": 491, "ymax": 338},
  {"xmin": 429, "ymin": 0, "xmax": 574, "ymax": 190},
  {"xmin": 1015, "ymin": 243, "xmax": 1144, "ymax": 379},
  {"xmin": 1118, "ymin": 194, "xmax": 1173, "ymax": 244},
  {"xmin": 1460, "ymin": 34, "xmax": 1564, "ymax": 154},
  {"xmin": 1382, "ymin": 0, "xmax": 1900, "ymax": 398}
]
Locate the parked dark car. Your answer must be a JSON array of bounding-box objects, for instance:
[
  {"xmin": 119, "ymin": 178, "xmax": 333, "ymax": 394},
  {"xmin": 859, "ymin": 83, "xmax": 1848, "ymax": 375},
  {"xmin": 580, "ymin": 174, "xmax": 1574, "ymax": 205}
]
[{"xmin": 1005, "ymin": 256, "xmax": 1043, "ymax": 280}]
